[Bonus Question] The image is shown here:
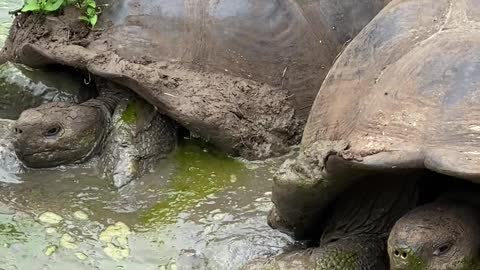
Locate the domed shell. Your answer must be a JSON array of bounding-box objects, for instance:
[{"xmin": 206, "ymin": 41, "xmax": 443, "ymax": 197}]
[
  {"xmin": 93, "ymin": 0, "xmax": 390, "ymax": 119},
  {"xmin": 303, "ymin": 0, "xmax": 480, "ymax": 181}
]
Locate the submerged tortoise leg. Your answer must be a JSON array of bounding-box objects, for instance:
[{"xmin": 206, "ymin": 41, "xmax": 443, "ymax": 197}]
[{"xmin": 246, "ymin": 175, "xmax": 419, "ymax": 269}]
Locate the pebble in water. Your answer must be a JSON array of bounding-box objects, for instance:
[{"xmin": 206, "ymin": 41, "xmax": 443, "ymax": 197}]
[
  {"xmin": 74, "ymin": 252, "xmax": 88, "ymax": 261},
  {"xmin": 0, "ymin": 201, "xmax": 14, "ymax": 215},
  {"xmin": 99, "ymin": 222, "xmax": 132, "ymax": 261},
  {"xmin": 38, "ymin": 212, "xmax": 63, "ymax": 225},
  {"xmin": 60, "ymin": 233, "xmax": 78, "ymax": 250},
  {"xmin": 44, "ymin": 245, "xmax": 58, "ymax": 256},
  {"xmin": 45, "ymin": 227, "xmax": 57, "ymax": 234},
  {"xmin": 158, "ymin": 259, "xmax": 177, "ymax": 270},
  {"xmin": 73, "ymin": 210, "xmax": 89, "ymax": 221}
]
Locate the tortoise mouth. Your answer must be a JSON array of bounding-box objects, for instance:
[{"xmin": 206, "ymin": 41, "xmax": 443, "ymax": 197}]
[{"xmin": 15, "ymin": 147, "xmax": 97, "ymax": 168}]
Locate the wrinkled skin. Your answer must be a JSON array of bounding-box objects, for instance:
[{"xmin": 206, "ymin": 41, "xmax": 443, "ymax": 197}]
[
  {"xmin": 13, "ymin": 102, "xmax": 107, "ymax": 168},
  {"xmin": 388, "ymin": 202, "xmax": 480, "ymax": 270},
  {"xmin": 243, "ymin": 237, "xmax": 385, "ymax": 270},
  {"xmin": 13, "ymin": 80, "xmax": 176, "ymax": 187},
  {"xmin": 243, "ymin": 175, "xmax": 420, "ymax": 270},
  {"xmin": 99, "ymin": 98, "xmax": 176, "ymax": 188}
]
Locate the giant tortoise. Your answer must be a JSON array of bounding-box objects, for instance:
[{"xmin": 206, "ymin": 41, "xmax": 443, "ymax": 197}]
[
  {"xmin": 257, "ymin": 0, "xmax": 480, "ymax": 269},
  {"xmin": 2, "ymin": 0, "xmax": 391, "ymax": 162}
]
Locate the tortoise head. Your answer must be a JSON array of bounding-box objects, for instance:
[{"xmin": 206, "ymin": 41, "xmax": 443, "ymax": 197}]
[
  {"xmin": 388, "ymin": 202, "xmax": 480, "ymax": 270},
  {"xmin": 13, "ymin": 102, "xmax": 107, "ymax": 168}
]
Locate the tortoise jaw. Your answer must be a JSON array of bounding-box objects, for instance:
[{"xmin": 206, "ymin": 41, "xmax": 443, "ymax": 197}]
[{"xmin": 14, "ymin": 148, "xmax": 97, "ymax": 168}]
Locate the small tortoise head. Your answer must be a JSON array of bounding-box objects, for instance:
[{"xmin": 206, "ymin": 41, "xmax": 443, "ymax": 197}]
[
  {"xmin": 388, "ymin": 202, "xmax": 480, "ymax": 270},
  {"xmin": 13, "ymin": 102, "xmax": 107, "ymax": 168}
]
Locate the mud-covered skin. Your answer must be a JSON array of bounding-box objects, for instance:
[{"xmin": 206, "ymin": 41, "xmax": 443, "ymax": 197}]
[
  {"xmin": 388, "ymin": 202, "xmax": 480, "ymax": 270},
  {"xmin": 100, "ymin": 99, "xmax": 176, "ymax": 188},
  {"xmin": 1, "ymin": 0, "xmax": 391, "ymax": 159},
  {"xmin": 268, "ymin": 141, "xmax": 353, "ymax": 239}
]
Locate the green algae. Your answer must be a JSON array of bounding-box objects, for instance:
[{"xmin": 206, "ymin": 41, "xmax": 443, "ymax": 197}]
[
  {"xmin": 139, "ymin": 141, "xmax": 244, "ymax": 226},
  {"xmin": 388, "ymin": 250, "xmax": 426, "ymax": 270},
  {"xmin": 401, "ymin": 252, "xmax": 427, "ymax": 270},
  {"xmin": 121, "ymin": 101, "xmax": 138, "ymax": 125},
  {"xmin": 0, "ymin": 222, "xmax": 26, "ymax": 244}
]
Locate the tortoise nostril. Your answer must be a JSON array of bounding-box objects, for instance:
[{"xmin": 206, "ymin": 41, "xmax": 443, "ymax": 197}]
[
  {"xmin": 14, "ymin": 127, "xmax": 23, "ymax": 134},
  {"xmin": 393, "ymin": 249, "xmax": 409, "ymax": 259}
]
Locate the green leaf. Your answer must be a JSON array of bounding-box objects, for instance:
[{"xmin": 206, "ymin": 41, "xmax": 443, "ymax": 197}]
[
  {"xmin": 86, "ymin": 0, "xmax": 95, "ymax": 8},
  {"xmin": 21, "ymin": 0, "xmax": 40, "ymax": 12},
  {"xmin": 78, "ymin": 15, "xmax": 90, "ymax": 23},
  {"xmin": 44, "ymin": 0, "xmax": 65, "ymax": 11},
  {"xmin": 89, "ymin": 14, "xmax": 98, "ymax": 27},
  {"xmin": 22, "ymin": 0, "xmax": 100, "ymax": 27},
  {"xmin": 86, "ymin": 6, "xmax": 95, "ymax": 16}
]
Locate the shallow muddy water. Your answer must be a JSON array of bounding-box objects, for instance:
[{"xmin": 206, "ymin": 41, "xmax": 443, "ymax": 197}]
[
  {"xmin": 0, "ymin": 2, "xmax": 292, "ymax": 269},
  {"xmin": 0, "ymin": 142, "xmax": 293, "ymax": 270}
]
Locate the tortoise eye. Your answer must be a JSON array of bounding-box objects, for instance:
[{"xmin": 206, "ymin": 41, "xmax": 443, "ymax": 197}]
[
  {"xmin": 433, "ymin": 243, "xmax": 451, "ymax": 256},
  {"xmin": 45, "ymin": 127, "xmax": 61, "ymax": 137}
]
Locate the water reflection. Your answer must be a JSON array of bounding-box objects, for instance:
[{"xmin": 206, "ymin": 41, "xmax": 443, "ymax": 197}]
[
  {"xmin": 0, "ymin": 0, "xmax": 87, "ymax": 120},
  {"xmin": 0, "ymin": 0, "xmax": 21, "ymax": 47}
]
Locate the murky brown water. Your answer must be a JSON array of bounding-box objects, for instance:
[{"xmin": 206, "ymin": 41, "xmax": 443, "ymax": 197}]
[{"xmin": 0, "ymin": 2, "xmax": 292, "ymax": 269}]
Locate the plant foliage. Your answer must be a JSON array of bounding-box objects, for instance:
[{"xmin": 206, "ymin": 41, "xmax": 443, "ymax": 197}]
[{"xmin": 21, "ymin": 0, "xmax": 100, "ymax": 27}]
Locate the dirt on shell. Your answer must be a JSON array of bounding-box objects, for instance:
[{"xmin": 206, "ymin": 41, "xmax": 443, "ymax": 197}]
[{"xmin": 2, "ymin": 11, "xmax": 302, "ymax": 159}]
